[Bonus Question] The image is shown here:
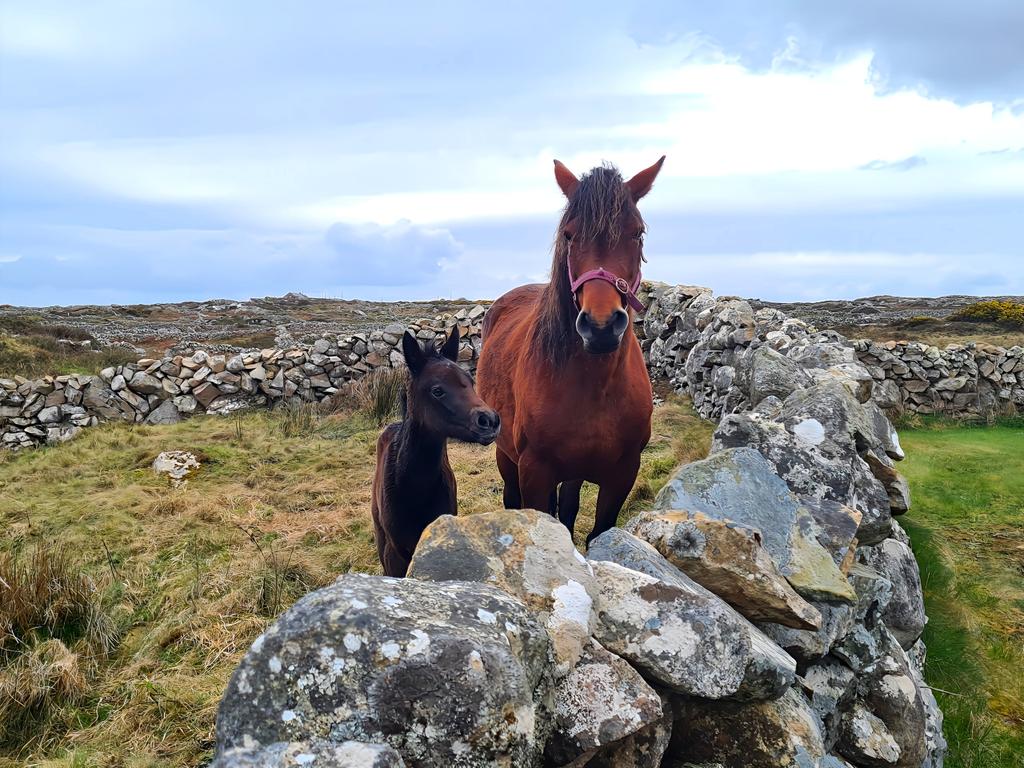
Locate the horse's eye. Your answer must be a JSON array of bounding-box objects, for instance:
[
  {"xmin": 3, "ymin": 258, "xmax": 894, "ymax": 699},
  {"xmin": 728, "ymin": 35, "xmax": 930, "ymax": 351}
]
[
  {"xmin": 563, "ymin": 231, "xmax": 573, "ymax": 242},
  {"xmin": 430, "ymin": 385, "xmax": 445, "ymax": 399}
]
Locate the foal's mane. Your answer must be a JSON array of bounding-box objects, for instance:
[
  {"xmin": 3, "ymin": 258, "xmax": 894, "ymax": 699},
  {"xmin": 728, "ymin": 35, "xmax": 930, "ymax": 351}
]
[{"xmin": 536, "ymin": 163, "xmax": 640, "ymax": 361}]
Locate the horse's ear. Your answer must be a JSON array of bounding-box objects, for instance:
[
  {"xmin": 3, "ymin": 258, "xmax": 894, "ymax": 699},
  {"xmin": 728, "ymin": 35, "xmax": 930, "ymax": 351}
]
[
  {"xmin": 402, "ymin": 330, "xmax": 426, "ymax": 375},
  {"xmin": 440, "ymin": 324, "xmax": 460, "ymax": 362},
  {"xmin": 553, "ymin": 159, "xmax": 579, "ymax": 198},
  {"xmin": 626, "ymin": 156, "xmax": 666, "ymax": 201}
]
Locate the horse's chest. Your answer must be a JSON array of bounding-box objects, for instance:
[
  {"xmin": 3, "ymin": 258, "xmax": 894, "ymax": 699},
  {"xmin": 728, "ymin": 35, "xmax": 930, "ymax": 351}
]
[{"xmin": 519, "ymin": 378, "xmax": 651, "ymax": 465}]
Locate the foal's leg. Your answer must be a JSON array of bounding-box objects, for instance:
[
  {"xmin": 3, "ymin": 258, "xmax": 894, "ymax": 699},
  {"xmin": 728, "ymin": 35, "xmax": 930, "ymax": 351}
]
[
  {"xmin": 588, "ymin": 456, "xmax": 641, "ymax": 545},
  {"xmin": 518, "ymin": 452, "xmax": 559, "ymax": 516},
  {"xmin": 557, "ymin": 480, "xmax": 584, "ymax": 537},
  {"xmin": 496, "ymin": 447, "xmax": 522, "ymax": 508}
]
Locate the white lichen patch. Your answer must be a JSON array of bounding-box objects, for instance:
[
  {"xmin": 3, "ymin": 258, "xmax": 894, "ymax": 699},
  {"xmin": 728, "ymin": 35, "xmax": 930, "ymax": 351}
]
[
  {"xmin": 343, "ymin": 633, "xmax": 362, "ymax": 653},
  {"xmin": 793, "ymin": 418, "xmax": 826, "ymax": 447},
  {"xmin": 281, "ymin": 709, "xmax": 297, "ymax": 722},
  {"xmin": 406, "ymin": 629, "xmax": 430, "ymax": 656},
  {"xmin": 380, "ymin": 641, "xmax": 401, "ymax": 660},
  {"xmin": 382, "ymin": 595, "xmax": 404, "ymax": 607},
  {"xmin": 881, "ymin": 673, "xmax": 918, "ymax": 702},
  {"xmin": 477, "ymin": 608, "xmax": 498, "ymax": 625},
  {"xmin": 268, "ymin": 655, "xmax": 282, "ymax": 673}
]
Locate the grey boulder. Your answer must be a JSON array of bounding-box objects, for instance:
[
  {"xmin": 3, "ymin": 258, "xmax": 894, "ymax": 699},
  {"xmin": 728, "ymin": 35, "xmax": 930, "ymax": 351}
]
[
  {"xmin": 215, "ymin": 574, "xmax": 555, "ymax": 768},
  {"xmin": 210, "ymin": 741, "xmax": 406, "ymax": 767},
  {"xmin": 588, "ymin": 559, "xmax": 795, "ymax": 701},
  {"xmin": 653, "ymin": 447, "xmax": 856, "ymax": 603}
]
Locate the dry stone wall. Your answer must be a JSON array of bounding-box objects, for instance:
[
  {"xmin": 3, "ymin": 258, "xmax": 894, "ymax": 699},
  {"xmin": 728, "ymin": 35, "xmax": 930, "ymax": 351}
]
[
  {"xmin": 0, "ymin": 307, "xmax": 487, "ymax": 450},
  {"xmin": 639, "ymin": 282, "xmax": 1023, "ymax": 419}
]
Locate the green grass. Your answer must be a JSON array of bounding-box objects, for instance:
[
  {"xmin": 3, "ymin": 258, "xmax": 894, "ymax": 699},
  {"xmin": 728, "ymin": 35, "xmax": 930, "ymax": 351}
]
[
  {"xmin": 897, "ymin": 418, "xmax": 1024, "ymax": 768},
  {"xmin": 0, "ymin": 396, "xmax": 712, "ymax": 767}
]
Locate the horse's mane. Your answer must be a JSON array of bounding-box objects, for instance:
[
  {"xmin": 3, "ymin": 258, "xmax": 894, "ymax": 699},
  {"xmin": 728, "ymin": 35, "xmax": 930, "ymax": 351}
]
[{"xmin": 536, "ymin": 163, "xmax": 638, "ymax": 362}]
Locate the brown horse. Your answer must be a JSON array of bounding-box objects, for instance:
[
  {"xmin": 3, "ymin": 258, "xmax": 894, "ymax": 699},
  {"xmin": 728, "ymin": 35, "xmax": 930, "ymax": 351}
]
[
  {"xmin": 371, "ymin": 326, "xmax": 501, "ymax": 576},
  {"xmin": 477, "ymin": 157, "xmax": 664, "ymax": 544}
]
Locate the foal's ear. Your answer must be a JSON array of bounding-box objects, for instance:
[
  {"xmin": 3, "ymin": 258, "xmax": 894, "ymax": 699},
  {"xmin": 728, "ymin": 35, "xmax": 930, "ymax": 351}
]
[
  {"xmin": 440, "ymin": 324, "xmax": 460, "ymax": 362},
  {"xmin": 626, "ymin": 156, "xmax": 666, "ymax": 201},
  {"xmin": 553, "ymin": 159, "xmax": 579, "ymax": 198},
  {"xmin": 402, "ymin": 330, "xmax": 426, "ymax": 375}
]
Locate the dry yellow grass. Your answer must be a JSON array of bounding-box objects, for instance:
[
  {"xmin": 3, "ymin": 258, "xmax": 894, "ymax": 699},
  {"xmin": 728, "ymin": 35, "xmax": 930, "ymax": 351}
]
[{"xmin": 0, "ymin": 395, "xmax": 712, "ymax": 767}]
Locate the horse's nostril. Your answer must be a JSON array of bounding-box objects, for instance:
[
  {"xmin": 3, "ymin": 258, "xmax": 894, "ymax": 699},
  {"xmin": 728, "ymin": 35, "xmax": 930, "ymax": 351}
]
[
  {"xmin": 477, "ymin": 411, "xmax": 499, "ymax": 430},
  {"xmin": 611, "ymin": 308, "xmax": 629, "ymax": 336}
]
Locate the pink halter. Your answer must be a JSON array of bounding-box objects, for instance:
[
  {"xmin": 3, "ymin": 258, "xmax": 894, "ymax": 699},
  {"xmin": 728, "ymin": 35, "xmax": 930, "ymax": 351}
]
[{"xmin": 566, "ymin": 242, "xmax": 646, "ymax": 313}]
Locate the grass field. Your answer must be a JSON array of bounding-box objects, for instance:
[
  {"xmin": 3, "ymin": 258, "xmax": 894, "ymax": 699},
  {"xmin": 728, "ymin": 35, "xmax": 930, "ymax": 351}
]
[
  {"xmin": 0, "ymin": 396, "xmax": 713, "ymax": 767},
  {"xmin": 897, "ymin": 417, "xmax": 1024, "ymax": 768}
]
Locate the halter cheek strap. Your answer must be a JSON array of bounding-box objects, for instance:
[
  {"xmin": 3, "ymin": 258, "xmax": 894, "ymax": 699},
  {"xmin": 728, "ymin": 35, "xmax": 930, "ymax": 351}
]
[{"xmin": 567, "ymin": 243, "xmax": 646, "ymax": 313}]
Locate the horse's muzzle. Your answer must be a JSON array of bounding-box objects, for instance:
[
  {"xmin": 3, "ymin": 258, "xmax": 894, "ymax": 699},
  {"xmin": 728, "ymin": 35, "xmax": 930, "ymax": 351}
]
[{"xmin": 576, "ymin": 309, "xmax": 629, "ymax": 354}]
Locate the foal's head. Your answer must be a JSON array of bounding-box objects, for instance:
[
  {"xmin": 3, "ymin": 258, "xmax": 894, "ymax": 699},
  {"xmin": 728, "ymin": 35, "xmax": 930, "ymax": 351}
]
[
  {"xmin": 401, "ymin": 326, "xmax": 500, "ymax": 444},
  {"xmin": 551, "ymin": 157, "xmax": 665, "ymax": 354}
]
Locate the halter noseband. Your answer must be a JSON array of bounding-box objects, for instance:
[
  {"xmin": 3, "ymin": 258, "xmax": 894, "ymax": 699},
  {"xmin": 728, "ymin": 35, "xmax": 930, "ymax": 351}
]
[{"xmin": 566, "ymin": 241, "xmax": 646, "ymax": 313}]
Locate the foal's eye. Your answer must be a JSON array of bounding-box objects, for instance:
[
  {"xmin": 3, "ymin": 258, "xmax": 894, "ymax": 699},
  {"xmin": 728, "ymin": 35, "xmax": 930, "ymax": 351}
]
[
  {"xmin": 563, "ymin": 231, "xmax": 573, "ymax": 242},
  {"xmin": 430, "ymin": 385, "xmax": 445, "ymax": 399}
]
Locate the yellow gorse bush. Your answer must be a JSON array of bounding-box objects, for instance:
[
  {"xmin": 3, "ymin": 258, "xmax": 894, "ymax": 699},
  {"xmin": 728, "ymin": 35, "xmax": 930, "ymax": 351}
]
[{"xmin": 949, "ymin": 300, "xmax": 1024, "ymax": 327}]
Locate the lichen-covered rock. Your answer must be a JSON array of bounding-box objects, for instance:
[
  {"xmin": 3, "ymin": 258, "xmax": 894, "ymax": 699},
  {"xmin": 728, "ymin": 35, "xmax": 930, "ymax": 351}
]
[
  {"xmin": 588, "ymin": 560, "xmax": 795, "ymax": 701},
  {"xmin": 833, "ymin": 563, "xmax": 895, "ymax": 672},
  {"xmin": 855, "ymin": 633, "xmax": 928, "ymax": 768},
  {"xmin": 152, "ymin": 450, "xmax": 200, "ymax": 487},
  {"xmin": 837, "ymin": 703, "xmax": 902, "ymax": 766},
  {"xmin": 908, "ymin": 641, "xmax": 948, "ymax": 768},
  {"xmin": 653, "ymin": 447, "xmax": 856, "ymax": 603},
  {"xmin": 744, "ymin": 344, "xmax": 811, "ymax": 406},
  {"xmin": 668, "ymin": 687, "xmax": 827, "ymax": 768},
  {"xmin": 583, "ymin": 696, "xmax": 672, "ymax": 768},
  {"xmin": 408, "ymin": 510, "xmax": 596, "ymax": 674},
  {"xmin": 544, "ymin": 639, "xmax": 663, "ymax": 766},
  {"xmin": 214, "ymin": 574, "xmax": 555, "ymax": 768},
  {"xmin": 800, "ymin": 498, "xmax": 862, "ymax": 574},
  {"xmin": 210, "ymin": 740, "xmax": 407, "ymax": 767},
  {"xmin": 622, "ymin": 510, "xmax": 821, "ymax": 630},
  {"xmin": 759, "ymin": 601, "xmax": 856, "ymax": 665},
  {"xmin": 712, "ymin": 382, "xmax": 897, "ymax": 545},
  {"xmin": 801, "ymin": 655, "xmax": 857, "ymax": 750},
  {"xmin": 857, "ymin": 539, "xmax": 926, "ymax": 649}
]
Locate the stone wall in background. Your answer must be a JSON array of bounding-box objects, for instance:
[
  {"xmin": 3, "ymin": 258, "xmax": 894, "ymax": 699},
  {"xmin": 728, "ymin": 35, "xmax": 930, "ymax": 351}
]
[
  {"xmin": 4, "ymin": 283, "xmax": 1021, "ymax": 451},
  {"xmin": 639, "ymin": 283, "xmax": 1023, "ymax": 419},
  {"xmin": 0, "ymin": 306, "xmax": 487, "ymax": 450}
]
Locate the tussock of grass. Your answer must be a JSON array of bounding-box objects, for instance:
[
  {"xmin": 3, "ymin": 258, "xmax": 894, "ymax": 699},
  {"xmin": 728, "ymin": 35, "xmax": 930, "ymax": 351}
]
[
  {"xmin": 354, "ymin": 367, "xmax": 407, "ymax": 425},
  {"xmin": 899, "ymin": 419, "xmax": 1024, "ymax": 767},
  {"xmin": 0, "ymin": 395, "xmax": 711, "ymax": 766}
]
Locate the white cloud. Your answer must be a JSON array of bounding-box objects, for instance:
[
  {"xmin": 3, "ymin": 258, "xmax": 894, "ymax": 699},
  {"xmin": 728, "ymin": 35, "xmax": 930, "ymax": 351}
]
[{"xmin": 0, "ymin": 254, "xmax": 24, "ymax": 263}]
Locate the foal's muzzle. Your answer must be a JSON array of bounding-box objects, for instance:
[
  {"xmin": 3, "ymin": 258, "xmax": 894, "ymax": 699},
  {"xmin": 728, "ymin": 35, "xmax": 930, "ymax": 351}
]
[
  {"xmin": 575, "ymin": 308, "xmax": 629, "ymax": 354},
  {"xmin": 470, "ymin": 407, "xmax": 501, "ymax": 444}
]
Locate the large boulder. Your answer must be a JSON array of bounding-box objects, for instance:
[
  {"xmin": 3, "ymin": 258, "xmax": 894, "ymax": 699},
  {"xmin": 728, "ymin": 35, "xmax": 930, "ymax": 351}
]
[
  {"xmin": 583, "ymin": 698, "xmax": 672, "ymax": 768},
  {"xmin": 713, "ymin": 411, "xmax": 893, "ymax": 545},
  {"xmin": 857, "ymin": 539, "xmax": 926, "ymax": 649},
  {"xmin": 759, "ymin": 601, "xmax": 856, "ymax": 666},
  {"xmin": 215, "ymin": 574, "xmax": 555, "ymax": 768},
  {"xmin": 408, "ymin": 510, "xmax": 596, "ymax": 675},
  {"xmin": 622, "ymin": 510, "xmax": 821, "ymax": 630},
  {"xmin": 544, "ymin": 639, "xmax": 664, "ymax": 767},
  {"xmin": 801, "ymin": 655, "xmax": 858, "ymax": 750},
  {"xmin": 588, "ymin": 559, "xmax": 795, "ymax": 701},
  {"xmin": 668, "ymin": 687, "xmax": 828, "ymax": 768},
  {"xmin": 653, "ymin": 447, "xmax": 856, "ymax": 603}
]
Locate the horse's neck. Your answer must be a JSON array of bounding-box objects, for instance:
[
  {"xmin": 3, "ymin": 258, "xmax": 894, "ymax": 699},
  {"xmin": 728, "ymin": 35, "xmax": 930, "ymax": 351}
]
[
  {"xmin": 556, "ymin": 335, "xmax": 638, "ymax": 380},
  {"xmin": 392, "ymin": 417, "xmax": 448, "ymax": 489}
]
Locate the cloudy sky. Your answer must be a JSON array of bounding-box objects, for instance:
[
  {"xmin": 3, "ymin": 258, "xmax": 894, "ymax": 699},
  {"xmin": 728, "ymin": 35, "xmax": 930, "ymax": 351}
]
[{"xmin": 1, "ymin": 1, "xmax": 1022, "ymax": 307}]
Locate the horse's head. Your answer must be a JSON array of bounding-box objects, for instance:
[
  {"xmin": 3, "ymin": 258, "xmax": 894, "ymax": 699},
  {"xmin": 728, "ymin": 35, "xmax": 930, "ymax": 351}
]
[
  {"xmin": 554, "ymin": 157, "xmax": 665, "ymax": 354},
  {"xmin": 401, "ymin": 326, "xmax": 500, "ymax": 444}
]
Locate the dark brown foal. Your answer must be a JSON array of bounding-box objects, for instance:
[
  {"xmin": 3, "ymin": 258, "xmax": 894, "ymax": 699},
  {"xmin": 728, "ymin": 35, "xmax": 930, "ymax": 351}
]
[{"xmin": 371, "ymin": 326, "xmax": 500, "ymax": 576}]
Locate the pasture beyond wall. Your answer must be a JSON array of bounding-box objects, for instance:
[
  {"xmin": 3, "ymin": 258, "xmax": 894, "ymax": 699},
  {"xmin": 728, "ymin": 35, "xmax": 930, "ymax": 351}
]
[{"xmin": 2, "ymin": 283, "xmax": 1021, "ymax": 451}]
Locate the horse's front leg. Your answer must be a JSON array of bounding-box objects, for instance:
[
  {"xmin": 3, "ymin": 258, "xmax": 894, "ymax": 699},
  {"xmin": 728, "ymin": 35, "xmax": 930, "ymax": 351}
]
[
  {"xmin": 517, "ymin": 451, "xmax": 559, "ymax": 517},
  {"xmin": 557, "ymin": 480, "xmax": 584, "ymax": 537},
  {"xmin": 588, "ymin": 455, "xmax": 641, "ymax": 545}
]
